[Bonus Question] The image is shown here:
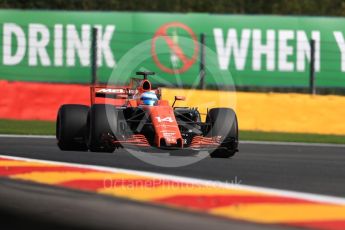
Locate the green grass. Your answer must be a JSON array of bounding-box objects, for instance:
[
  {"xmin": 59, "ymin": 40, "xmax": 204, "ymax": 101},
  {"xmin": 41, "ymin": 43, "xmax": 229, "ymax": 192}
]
[
  {"xmin": 0, "ymin": 119, "xmax": 345, "ymax": 144},
  {"xmin": 240, "ymin": 131, "xmax": 345, "ymax": 144},
  {"xmin": 0, "ymin": 119, "xmax": 55, "ymax": 135}
]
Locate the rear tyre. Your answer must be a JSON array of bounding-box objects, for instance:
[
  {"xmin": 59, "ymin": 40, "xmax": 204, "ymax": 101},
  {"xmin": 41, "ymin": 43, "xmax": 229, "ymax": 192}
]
[
  {"xmin": 86, "ymin": 104, "xmax": 117, "ymax": 153},
  {"xmin": 206, "ymin": 108, "xmax": 238, "ymax": 158},
  {"xmin": 56, "ymin": 104, "xmax": 89, "ymax": 151}
]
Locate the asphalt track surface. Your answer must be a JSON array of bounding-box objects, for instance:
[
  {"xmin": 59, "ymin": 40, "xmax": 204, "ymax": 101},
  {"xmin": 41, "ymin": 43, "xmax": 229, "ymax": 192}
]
[{"xmin": 1, "ymin": 136, "xmax": 345, "ymax": 229}]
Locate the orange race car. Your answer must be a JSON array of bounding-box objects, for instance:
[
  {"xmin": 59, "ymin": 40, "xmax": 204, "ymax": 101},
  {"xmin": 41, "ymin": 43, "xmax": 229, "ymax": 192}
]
[{"xmin": 56, "ymin": 72, "xmax": 239, "ymax": 158}]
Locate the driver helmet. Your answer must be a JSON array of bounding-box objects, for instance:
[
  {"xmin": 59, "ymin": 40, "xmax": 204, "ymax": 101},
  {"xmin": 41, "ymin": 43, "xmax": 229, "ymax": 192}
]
[{"xmin": 140, "ymin": 91, "xmax": 158, "ymax": 106}]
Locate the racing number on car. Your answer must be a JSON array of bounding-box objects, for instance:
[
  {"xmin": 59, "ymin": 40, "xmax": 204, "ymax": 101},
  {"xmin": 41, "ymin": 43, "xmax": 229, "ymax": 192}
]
[{"xmin": 155, "ymin": 116, "xmax": 174, "ymax": 123}]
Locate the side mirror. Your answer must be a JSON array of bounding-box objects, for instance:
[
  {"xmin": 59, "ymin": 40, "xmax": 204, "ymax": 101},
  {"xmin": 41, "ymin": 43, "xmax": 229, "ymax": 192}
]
[
  {"xmin": 175, "ymin": 96, "xmax": 186, "ymax": 101},
  {"xmin": 172, "ymin": 96, "xmax": 186, "ymax": 107}
]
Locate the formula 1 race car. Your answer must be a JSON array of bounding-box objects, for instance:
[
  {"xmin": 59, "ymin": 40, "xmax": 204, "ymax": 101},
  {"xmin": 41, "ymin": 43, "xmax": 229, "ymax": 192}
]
[{"xmin": 56, "ymin": 72, "xmax": 238, "ymax": 158}]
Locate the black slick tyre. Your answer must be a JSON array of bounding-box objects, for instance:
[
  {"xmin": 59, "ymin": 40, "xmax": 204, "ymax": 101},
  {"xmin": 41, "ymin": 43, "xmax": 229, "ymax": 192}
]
[
  {"xmin": 206, "ymin": 108, "xmax": 239, "ymax": 158},
  {"xmin": 56, "ymin": 104, "xmax": 89, "ymax": 151}
]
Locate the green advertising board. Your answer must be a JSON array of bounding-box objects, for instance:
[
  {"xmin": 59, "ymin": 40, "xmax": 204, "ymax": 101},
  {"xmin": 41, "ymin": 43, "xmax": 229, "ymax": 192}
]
[{"xmin": 1, "ymin": 9, "xmax": 345, "ymax": 88}]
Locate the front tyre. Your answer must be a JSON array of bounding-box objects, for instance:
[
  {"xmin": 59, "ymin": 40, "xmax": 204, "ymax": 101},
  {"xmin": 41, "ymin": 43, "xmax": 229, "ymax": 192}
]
[
  {"xmin": 86, "ymin": 104, "xmax": 117, "ymax": 153},
  {"xmin": 206, "ymin": 108, "xmax": 239, "ymax": 158},
  {"xmin": 56, "ymin": 104, "xmax": 89, "ymax": 151}
]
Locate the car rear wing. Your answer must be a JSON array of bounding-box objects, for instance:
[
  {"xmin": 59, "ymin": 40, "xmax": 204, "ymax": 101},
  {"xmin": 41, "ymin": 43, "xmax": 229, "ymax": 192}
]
[
  {"xmin": 90, "ymin": 85, "xmax": 130, "ymax": 104},
  {"xmin": 90, "ymin": 85, "xmax": 162, "ymax": 105},
  {"xmin": 90, "ymin": 71, "xmax": 161, "ymax": 106}
]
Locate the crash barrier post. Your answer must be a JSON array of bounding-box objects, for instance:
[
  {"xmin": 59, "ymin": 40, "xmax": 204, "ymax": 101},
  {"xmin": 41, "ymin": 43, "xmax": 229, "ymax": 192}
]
[
  {"xmin": 91, "ymin": 27, "xmax": 98, "ymax": 85},
  {"xmin": 199, "ymin": 33, "xmax": 206, "ymax": 90},
  {"xmin": 310, "ymin": 39, "xmax": 316, "ymax": 95}
]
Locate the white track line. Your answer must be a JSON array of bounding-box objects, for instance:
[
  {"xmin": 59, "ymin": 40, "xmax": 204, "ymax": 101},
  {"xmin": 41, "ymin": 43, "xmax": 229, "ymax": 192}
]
[
  {"xmin": 1, "ymin": 154, "xmax": 345, "ymax": 206},
  {"xmin": 1, "ymin": 134, "xmax": 344, "ymax": 148}
]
